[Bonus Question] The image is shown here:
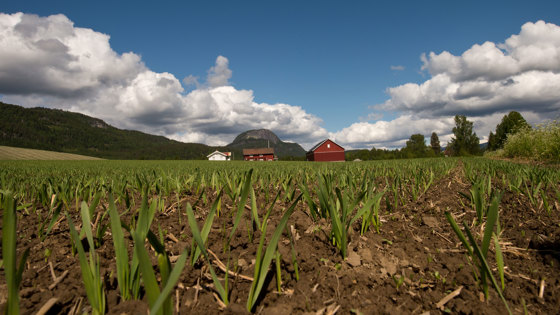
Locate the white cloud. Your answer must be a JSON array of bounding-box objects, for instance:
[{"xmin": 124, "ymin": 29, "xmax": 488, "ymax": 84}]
[
  {"xmin": 0, "ymin": 13, "xmax": 144, "ymax": 97},
  {"xmin": 182, "ymin": 75, "xmax": 200, "ymax": 88},
  {"xmin": 0, "ymin": 13, "xmax": 328, "ymax": 149},
  {"xmin": 348, "ymin": 20, "xmax": 560, "ymax": 149},
  {"xmin": 331, "ymin": 115, "xmax": 455, "ymax": 149},
  {"xmin": 207, "ymin": 55, "xmax": 232, "ymax": 88},
  {"xmin": 2, "ymin": 13, "xmax": 558, "ymax": 152}
]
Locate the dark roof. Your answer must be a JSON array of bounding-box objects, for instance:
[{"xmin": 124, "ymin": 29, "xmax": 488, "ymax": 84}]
[
  {"xmin": 307, "ymin": 139, "xmax": 344, "ymax": 153},
  {"xmin": 308, "ymin": 139, "xmax": 328, "ymax": 153},
  {"xmin": 243, "ymin": 148, "xmax": 275, "ymax": 155}
]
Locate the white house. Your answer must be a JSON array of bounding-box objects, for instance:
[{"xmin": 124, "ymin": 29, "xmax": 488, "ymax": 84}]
[{"xmin": 207, "ymin": 151, "xmax": 231, "ymax": 161}]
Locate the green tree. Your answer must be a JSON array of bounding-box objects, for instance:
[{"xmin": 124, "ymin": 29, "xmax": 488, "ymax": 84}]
[
  {"xmin": 487, "ymin": 131, "xmax": 496, "ymax": 151},
  {"xmin": 489, "ymin": 111, "xmax": 530, "ymax": 150},
  {"xmin": 430, "ymin": 132, "xmax": 441, "ymax": 155},
  {"xmin": 405, "ymin": 134, "xmax": 428, "ymax": 158},
  {"xmin": 450, "ymin": 115, "xmax": 480, "ymax": 156}
]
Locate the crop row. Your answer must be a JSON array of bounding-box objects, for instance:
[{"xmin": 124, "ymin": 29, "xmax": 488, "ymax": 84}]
[{"xmin": 1, "ymin": 158, "xmax": 559, "ymax": 314}]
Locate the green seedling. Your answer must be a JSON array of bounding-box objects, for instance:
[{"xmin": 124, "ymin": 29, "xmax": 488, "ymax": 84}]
[
  {"xmin": 44, "ymin": 248, "xmax": 52, "ymax": 262},
  {"xmin": 2, "ymin": 192, "xmax": 30, "ymax": 315},
  {"xmin": 186, "ymin": 202, "xmax": 229, "ymax": 306},
  {"xmin": 392, "ymin": 274, "xmax": 405, "ymax": 290},
  {"xmin": 445, "ymin": 192, "xmax": 511, "ymax": 314},
  {"xmin": 275, "ymin": 250, "xmax": 283, "ymax": 291},
  {"xmin": 191, "ymin": 190, "xmax": 222, "ymax": 265},
  {"xmin": 285, "ymin": 225, "xmax": 300, "ymax": 282},
  {"xmin": 38, "ymin": 202, "xmax": 62, "ymax": 242},
  {"xmin": 66, "ymin": 202, "xmax": 106, "ymax": 315},
  {"xmin": 318, "ymin": 174, "xmax": 376, "ymax": 258},
  {"xmin": 360, "ymin": 190, "xmax": 385, "ymax": 234},
  {"xmin": 247, "ymin": 194, "xmax": 302, "ymax": 312},
  {"xmin": 227, "ymin": 169, "xmax": 253, "ymax": 251},
  {"xmin": 133, "ymin": 230, "xmax": 188, "ymax": 315},
  {"xmin": 108, "ymin": 193, "xmax": 134, "ymax": 301}
]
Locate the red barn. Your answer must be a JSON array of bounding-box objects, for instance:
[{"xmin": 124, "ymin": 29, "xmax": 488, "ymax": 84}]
[
  {"xmin": 243, "ymin": 148, "xmax": 275, "ymax": 161},
  {"xmin": 306, "ymin": 139, "xmax": 345, "ymax": 162}
]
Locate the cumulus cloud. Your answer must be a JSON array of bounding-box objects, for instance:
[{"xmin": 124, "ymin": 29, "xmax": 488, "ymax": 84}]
[
  {"xmin": 182, "ymin": 75, "xmax": 200, "ymax": 88},
  {"xmin": 207, "ymin": 55, "xmax": 232, "ymax": 88},
  {"xmin": 0, "ymin": 12, "xmax": 328, "ymax": 148},
  {"xmin": 331, "ymin": 115, "xmax": 455, "ymax": 149},
  {"xmin": 343, "ymin": 20, "xmax": 560, "ymax": 149},
  {"xmin": 3, "ymin": 13, "xmax": 558, "ymax": 151},
  {"xmin": 0, "ymin": 13, "xmax": 144, "ymax": 98},
  {"xmin": 384, "ymin": 20, "xmax": 560, "ymax": 117}
]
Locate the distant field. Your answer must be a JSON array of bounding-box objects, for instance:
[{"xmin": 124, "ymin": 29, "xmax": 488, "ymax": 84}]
[{"xmin": 0, "ymin": 145, "xmax": 102, "ymax": 160}]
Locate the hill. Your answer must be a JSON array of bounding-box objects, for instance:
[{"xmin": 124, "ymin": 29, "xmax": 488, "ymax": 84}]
[
  {"xmin": 0, "ymin": 145, "xmax": 102, "ymax": 160},
  {"xmin": 0, "ymin": 102, "xmax": 216, "ymax": 159},
  {"xmin": 228, "ymin": 129, "xmax": 306, "ymax": 158}
]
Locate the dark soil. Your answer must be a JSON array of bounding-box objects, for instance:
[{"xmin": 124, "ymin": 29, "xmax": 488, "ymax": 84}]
[{"xmin": 1, "ymin": 164, "xmax": 560, "ymax": 314}]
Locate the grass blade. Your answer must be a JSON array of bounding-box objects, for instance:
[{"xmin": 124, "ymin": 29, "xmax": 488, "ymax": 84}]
[
  {"xmin": 150, "ymin": 250, "xmax": 188, "ymax": 315},
  {"xmin": 494, "ymin": 233, "xmax": 505, "ymax": 290},
  {"xmin": 228, "ymin": 169, "xmax": 253, "ymax": 245},
  {"xmin": 2, "ymin": 192, "xmax": 28, "ymax": 315},
  {"xmin": 108, "ymin": 193, "xmax": 131, "ymax": 300},
  {"xmin": 482, "ymin": 193, "xmax": 501, "ymax": 255},
  {"xmin": 191, "ymin": 190, "xmax": 222, "ymax": 265},
  {"xmin": 186, "ymin": 202, "xmax": 229, "ymax": 305},
  {"xmin": 251, "ymin": 187, "xmax": 261, "ymax": 228},
  {"xmin": 67, "ymin": 211, "xmax": 105, "ymax": 315},
  {"xmin": 463, "ymin": 223, "xmax": 512, "ymax": 315},
  {"xmin": 133, "ymin": 231, "xmax": 161, "ymax": 309},
  {"xmin": 444, "ymin": 212, "xmax": 472, "ymax": 256},
  {"xmin": 247, "ymin": 194, "xmax": 302, "ymax": 311}
]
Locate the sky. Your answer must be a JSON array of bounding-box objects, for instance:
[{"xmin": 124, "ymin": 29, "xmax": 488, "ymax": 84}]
[{"xmin": 1, "ymin": 1, "xmax": 560, "ymax": 150}]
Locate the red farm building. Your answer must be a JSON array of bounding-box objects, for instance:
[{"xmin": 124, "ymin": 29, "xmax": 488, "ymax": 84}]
[
  {"xmin": 306, "ymin": 139, "xmax": 345, "ymax": 162},
  {"xmin": 243, "ymin": 148, "xmax": 275, "ymax": 161}
]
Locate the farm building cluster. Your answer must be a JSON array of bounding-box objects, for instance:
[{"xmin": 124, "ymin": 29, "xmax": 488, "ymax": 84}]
[{"xmin": 207, "ymin": 139, "xmax": 345, "ymax": 162}]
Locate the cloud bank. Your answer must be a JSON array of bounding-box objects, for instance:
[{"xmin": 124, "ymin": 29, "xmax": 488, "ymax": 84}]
[
  {"xmin": 1, "ymin": 13, "xmax": 559, "ymax": 151},
  {"xmin": 334, "ymin": 20, "xmax": 560, "ymax": 149},
  {"xmin": 0, "ymin": 12, "xmax": 328, "ymax": 148}
]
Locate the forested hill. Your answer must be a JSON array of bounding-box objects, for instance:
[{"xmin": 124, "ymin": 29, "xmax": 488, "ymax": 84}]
[{"xmin": 0, "ymin": 102, "xmax": 217, "ymax": 159}]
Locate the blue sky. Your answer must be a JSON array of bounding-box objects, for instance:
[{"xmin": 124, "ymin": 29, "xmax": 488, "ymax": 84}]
[{"xmin": 1, "ymin": 1, "xmax": 560, "ymax": 149}]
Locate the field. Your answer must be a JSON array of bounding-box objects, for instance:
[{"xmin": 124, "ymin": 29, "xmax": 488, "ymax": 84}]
[
  {"xmin": 0, "ymin": 146, "xmax": 102, "ymax": 160},
  {"xmin": 0, "ymin": 158, "xmax": 559, "ymax": 314}
]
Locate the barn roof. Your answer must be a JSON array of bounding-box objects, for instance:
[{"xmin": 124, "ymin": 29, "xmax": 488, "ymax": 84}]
[
  {"xmin": 307, "ymin": 139, "xmax": 344, "ymax": 153},
  {"xmin": 243, "ymin": 148, "xmax": 274, "ymax": 155}
]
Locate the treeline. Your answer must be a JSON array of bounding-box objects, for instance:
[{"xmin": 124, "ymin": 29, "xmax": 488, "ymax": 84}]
[{"xmin": 347, "ymin": 111, "xmax": 557, "ymax": 163}]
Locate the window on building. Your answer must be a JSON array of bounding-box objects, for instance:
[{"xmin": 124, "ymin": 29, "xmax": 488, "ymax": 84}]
[{"xmin": 327, "ymin": 144, "xmax": 331, "ymax": 148}]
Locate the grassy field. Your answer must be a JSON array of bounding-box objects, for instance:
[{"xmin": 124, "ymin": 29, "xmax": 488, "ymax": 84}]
[
  {"xmin": 0, "ymin": 146, "xmax": 102, "ymax": 160},
  {"xmin": 1, "ymin": 158, "xmax": 559, "ymax": 314}
]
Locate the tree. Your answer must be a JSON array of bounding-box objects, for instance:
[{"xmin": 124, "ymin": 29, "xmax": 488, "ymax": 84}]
[
  {"xmin": 450, "ymin": 115, "xmax": 480, "ymax": 156},
  {"xmin": 487, "ymin": 131, "xmax": 496, "ymax": 151},
  {"xmin": 490, "ymin": 111, "xmax": 530, "ymax": 150},
  {"xmin": 405, "ymin": 134, "xmax": 428, "ymax": 158},
  {"xmin": 430, "ymin": 132, "xmax": 441, "ymax": 155}
]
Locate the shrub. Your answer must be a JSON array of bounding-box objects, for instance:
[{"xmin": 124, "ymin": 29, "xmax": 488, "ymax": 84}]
[{"xmin": 502, "ymin": 120, "xmax": 560, "ymax": 161}]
